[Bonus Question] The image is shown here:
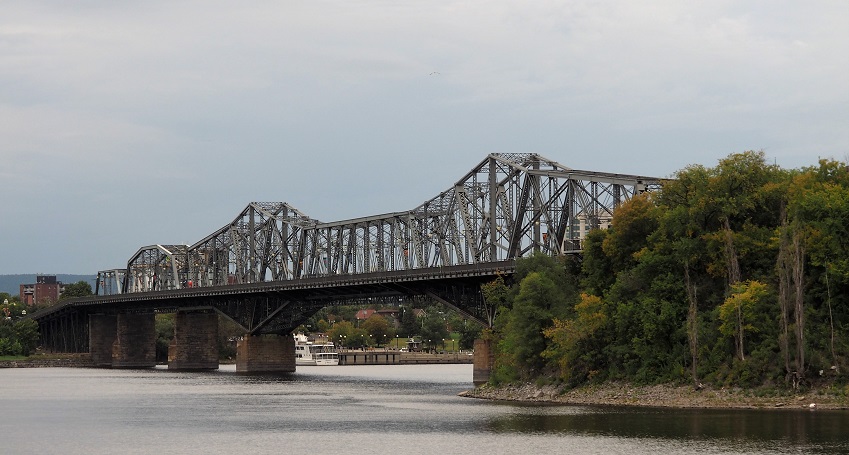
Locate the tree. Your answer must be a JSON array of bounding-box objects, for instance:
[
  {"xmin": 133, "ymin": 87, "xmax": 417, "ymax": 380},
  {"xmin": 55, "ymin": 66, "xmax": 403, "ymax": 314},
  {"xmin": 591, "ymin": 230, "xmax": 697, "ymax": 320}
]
[
  {"xmin": 718, "ymin": 280, "xmax": 768, "ymax": 361},
  {"xmin": 362, "ymin": 314, "xmax": 393, "ymax": 346},
  {"xmin": 481, "ymin": 276, "xmax": 510, "ymax": 327},
  {"xmin": 327, "ymin": 320, "xmax": 355, "ymax": 346},
  {"xmin": 316, "ymin": 319, "xmax": 331, "ymax": 333},
  {"xmin": 459, "ymin": 320, "xmax": 483, "ymax": 350},
  {"xmin": 327, "ymin": 320, "xmax": 370, "ymax": 348},
  {"xmin": 601, "ymin": 193, "xmax": 660, "ymax": 271},
  {"xmin": 543, "ymin": 293, "xmax": 608, "ymax": 383},
  {"xmin": 420, "ymin": 313, "xmax": 448, "ymax": 351},
  {"xmin": 0, "ymin": 319, "xmax": 38, "ymax": 356},
  {"xmin": 398, "ymin": 306, "xmax": 419, "ymax": 338},
  {"xmin": 61, "ymin": 281, "xmax": 93, "ymax": 300},
  {"xmin": 154, "ymin": 314, "xmax": 175, "ymax": 362},
  {"xmin": 496, "ymin": 269, "xmax": 574, "ymax": 379}
]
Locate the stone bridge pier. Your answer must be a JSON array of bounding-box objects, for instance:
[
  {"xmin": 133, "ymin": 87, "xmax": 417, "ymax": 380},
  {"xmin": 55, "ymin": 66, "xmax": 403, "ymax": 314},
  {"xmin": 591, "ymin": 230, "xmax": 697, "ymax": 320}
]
[
  {"xmin": 89, "ymin": 314, "xmax": 118, "ymax": 367},
  {"xmin": 236, "ymin": 334, "xmax": 296, "ymax": 373},
  {"xmin": 473, "ymin": 338, "xmax": 494, "ymax": 386},
  {"xmin": 89, "ymin": 312, "xmax": 295, "ymax": 372},
  {"xmin": 167, "ymin": 311, "xmax": 219, "ymax": 370},
  {"xmin": 111, "ymin": 313, "xmax": 157, "ymax": 368}
]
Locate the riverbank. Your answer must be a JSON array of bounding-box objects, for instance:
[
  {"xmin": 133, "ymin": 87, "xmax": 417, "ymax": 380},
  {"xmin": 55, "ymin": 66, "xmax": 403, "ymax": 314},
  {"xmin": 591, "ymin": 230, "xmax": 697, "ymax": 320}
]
[
  {"xmin": 0, "ymin": 353, "xmax": 95, "ymax": 368},
  {"xmin": 461, "ymin": 381, "xmax": 849, "ymax": 410}
]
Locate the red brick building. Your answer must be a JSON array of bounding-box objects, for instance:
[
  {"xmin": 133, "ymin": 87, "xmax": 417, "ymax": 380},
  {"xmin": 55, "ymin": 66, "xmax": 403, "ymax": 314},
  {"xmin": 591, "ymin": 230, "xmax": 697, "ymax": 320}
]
[{"xmin": 20, "ymin": 275, "xmax": 65, "ymax": 306}]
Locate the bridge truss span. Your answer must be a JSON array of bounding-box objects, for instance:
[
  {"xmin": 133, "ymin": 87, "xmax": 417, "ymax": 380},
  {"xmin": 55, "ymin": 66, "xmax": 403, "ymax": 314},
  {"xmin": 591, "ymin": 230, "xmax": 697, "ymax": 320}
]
[
  {"xmin": 42, "ymin": 153, "xmax": 661, "ymax": 351},
  {"xmin": 113, "ymin": 153, "xmax": 660, "ymax": 294}
]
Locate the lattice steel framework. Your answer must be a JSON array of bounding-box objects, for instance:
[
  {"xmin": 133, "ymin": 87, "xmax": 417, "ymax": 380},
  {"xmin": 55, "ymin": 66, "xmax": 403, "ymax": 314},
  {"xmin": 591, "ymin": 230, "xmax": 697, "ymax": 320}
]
[
  {"xmin": 32, "ymin": 154, "xmax": 662, "ymax": 344},
  {"xmin": 124, "ymin": 245, "xmax": 189, "ymax": 292},
  {"xmin": 114, "ymin": 153, "xmax": 659, "ymax": 294},
  {"xmin": 95, "ymin": 269, "xmax": 126, "ymax": 296}
]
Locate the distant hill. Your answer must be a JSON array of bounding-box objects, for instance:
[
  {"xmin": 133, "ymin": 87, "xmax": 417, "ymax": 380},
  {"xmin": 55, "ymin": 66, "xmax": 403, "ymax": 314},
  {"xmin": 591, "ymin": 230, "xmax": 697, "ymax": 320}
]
[{"xmin": 0, "ymin": 274, "xmax": 97, "ymax": 297}]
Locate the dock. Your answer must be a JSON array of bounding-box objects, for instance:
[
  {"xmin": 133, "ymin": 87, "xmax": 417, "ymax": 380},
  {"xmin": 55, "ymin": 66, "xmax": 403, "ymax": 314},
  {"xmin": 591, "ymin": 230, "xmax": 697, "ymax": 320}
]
[{"xmin": 337, "ymin": 350, "xmax": 473, "ymax": 365}]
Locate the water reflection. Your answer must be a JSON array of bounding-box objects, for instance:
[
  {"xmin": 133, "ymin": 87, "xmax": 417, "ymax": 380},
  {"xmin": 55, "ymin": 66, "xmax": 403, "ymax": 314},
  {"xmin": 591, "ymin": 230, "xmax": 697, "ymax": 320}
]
[{"xmin": 486, "ymin": 404, "xmax": 849, "ymax": 452}]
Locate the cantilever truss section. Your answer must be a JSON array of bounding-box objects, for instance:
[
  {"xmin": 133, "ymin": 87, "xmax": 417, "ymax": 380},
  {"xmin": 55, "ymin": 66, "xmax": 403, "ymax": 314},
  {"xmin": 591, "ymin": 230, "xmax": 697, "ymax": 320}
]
[{"xmin": 115, "ymin": 153, "xmax": 661, "ymax": 294}]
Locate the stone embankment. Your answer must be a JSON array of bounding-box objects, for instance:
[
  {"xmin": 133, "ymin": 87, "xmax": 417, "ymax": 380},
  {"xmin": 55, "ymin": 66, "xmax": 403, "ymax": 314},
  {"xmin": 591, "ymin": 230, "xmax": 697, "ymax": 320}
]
[
  {"xmin": 0, "ymin": 353, "xmax": 96, "ymax": 368},
  {"xmin": 460, "ymin": 381, "xmax": 849, "ymax": 410}
]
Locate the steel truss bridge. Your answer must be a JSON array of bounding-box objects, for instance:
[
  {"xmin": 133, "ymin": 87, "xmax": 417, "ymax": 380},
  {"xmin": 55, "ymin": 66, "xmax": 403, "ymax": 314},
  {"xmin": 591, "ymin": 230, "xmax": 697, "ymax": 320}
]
[{"xmin": 34, "ymin": 153, "xmax": 660, "ymax": 351}]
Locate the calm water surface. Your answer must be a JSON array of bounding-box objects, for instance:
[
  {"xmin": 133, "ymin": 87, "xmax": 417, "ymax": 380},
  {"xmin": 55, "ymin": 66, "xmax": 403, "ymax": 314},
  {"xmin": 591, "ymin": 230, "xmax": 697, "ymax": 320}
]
[{"xmin": 1, "ymin": 364, "xmax": 847, "ymax": 454}]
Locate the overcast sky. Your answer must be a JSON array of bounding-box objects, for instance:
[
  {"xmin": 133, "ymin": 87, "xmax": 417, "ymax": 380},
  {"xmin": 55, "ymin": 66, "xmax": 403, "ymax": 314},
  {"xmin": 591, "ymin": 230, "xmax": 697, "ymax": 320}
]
[{"xmin": 2, "ymin": 1, "xmax": 848, "ymax": 275}]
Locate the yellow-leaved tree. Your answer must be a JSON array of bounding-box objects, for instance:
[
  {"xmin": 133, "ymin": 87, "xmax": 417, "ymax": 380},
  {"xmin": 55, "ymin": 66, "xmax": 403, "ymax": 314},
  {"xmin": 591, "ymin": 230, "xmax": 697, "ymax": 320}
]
[
  {"xmin": 718, "ymin": 280, "xmax": 768, "ymax": 361},
  {"xmin": 543, "ymin": 293, "xmax": 607, "ymax": 382}
]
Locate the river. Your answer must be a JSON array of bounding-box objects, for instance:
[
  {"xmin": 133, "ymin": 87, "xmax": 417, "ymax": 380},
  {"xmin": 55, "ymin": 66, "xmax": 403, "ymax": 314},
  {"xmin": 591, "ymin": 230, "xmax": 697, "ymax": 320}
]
[{"xmin": 1, "ymin": 364, "xmax": 847, "ymax": 454}]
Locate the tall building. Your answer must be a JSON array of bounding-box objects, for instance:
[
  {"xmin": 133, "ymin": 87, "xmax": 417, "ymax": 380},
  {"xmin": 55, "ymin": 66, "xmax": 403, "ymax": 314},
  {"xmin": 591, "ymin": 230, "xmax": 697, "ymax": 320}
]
[{"xmin": 20, "ymin": 275, "xmax": 65, "ymax": 306}]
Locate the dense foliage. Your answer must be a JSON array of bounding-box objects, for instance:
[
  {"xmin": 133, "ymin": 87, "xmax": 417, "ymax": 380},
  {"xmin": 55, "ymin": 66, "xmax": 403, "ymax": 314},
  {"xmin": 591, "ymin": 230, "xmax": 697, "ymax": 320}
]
[
  {"xmin": 0, "ymin": 293, "xmax": 37, "ymax": 356},
  {"xmin": 59, "ymin": 281, "xmax": 94, "ymax": 300},
  {"xmin": 489, "ymin": 151, "xmax": 849, "ymax": 390}
]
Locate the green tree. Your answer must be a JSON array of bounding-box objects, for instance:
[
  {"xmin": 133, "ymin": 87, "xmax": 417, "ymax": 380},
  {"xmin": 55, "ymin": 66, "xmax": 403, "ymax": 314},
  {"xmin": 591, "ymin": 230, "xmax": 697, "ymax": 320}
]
[
  {"xmin": 327, "ymin": 320, "xmax": 355, "ymax": 346},
  {"xmin": 0, "ymin": 319, "xmax": 38, "ymax": 356},
  {"xmin": 459, "ymin": 320, "xmax": 483, "ymax": 350},
  {"xmin": 154, "ymin": 314, "xmax": 175, "ymax": 363},
  {"xmin": 420, "ymin": 313, "xmax": 449, "ymax": 351},
  {"xmin": 13, "ymin": 319, "xmax": 38, "ymax": 356},
  {"xmin": 60, "ymin": 281, "xmax": 93, "ymax": 300},
  {"xmin": 316, "ymin": 319, "xmax": 331, "ymax": 333},
  {"xmin": 398, "ymin": 306, "xmax": 419, "ymax": 338},
  {"xmin": 328, "ymin": 320, "xmax": 370, "ymax": 348},
  {"xmin": 362, "ymin": 314, "xmax": 393, "ymax": 346}
]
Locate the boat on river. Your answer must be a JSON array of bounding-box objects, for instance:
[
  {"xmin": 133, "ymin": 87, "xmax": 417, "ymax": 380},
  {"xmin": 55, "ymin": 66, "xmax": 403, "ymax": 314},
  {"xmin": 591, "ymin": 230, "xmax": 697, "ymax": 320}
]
[{"xmin": 294, "ymin": 333, "xmax": 339, "ymax": 366}]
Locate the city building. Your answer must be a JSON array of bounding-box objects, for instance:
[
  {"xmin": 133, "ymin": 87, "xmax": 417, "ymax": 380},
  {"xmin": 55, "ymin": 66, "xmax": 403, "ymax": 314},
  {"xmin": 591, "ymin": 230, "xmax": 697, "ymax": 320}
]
[{"xmin": 20, "ymin": 275, "xmax": 66, "ymax": 306}]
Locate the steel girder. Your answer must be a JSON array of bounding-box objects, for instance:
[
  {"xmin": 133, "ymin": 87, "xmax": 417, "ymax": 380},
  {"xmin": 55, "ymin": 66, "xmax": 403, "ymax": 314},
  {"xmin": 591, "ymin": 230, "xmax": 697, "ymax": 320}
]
[{"xmin": 32, "ymin": 262, "xmax": 512, "ymax": 335}]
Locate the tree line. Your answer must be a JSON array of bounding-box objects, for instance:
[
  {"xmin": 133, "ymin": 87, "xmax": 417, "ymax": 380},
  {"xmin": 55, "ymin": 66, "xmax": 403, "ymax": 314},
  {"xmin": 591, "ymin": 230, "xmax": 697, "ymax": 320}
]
[
  {"xmin": 302, "ymin": 304, "xmax": 481, "ymax": 351},
  {"xmin": 488, "ymin": 151, "xmax": 849, "ymax": 390}
]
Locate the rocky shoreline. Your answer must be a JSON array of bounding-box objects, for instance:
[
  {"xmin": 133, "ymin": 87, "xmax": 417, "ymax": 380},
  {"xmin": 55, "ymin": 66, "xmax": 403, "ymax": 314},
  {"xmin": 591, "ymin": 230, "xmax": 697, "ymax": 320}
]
[{"xmin": 460, "ymin": 381, "xmax": 849, "ymax": 410}]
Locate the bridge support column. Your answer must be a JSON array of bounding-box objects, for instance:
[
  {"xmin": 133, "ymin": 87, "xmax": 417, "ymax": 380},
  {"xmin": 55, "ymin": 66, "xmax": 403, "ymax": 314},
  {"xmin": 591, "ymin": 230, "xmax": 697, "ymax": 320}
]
[
  {"xmin": 89, "ymin": 314, "xmax": 117, "ymax": 367},
  {"xmin": 168, "ymin": 311, "xmax": 219, "ymax": 370},
  {"xmin": 112, "ymin": 313, "xmax": 156, "ymax": 368},
  {"xmin": 236, "ymin": 334, "xmax": 295, "ymax": 373},
  {"xmin": 473, "ymin": 338, "xmax": 494, "ymax": 386}
]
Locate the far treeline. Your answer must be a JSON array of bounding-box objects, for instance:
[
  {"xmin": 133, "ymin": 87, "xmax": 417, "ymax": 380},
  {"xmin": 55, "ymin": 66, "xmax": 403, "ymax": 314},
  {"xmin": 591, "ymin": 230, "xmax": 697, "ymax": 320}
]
[{"xmin": 487, "ymin": 151, "xmax": 849, "ymax": 390}]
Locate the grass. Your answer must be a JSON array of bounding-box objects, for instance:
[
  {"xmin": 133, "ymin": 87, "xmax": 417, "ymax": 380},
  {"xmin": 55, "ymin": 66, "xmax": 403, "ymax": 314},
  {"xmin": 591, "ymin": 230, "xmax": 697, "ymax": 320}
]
[{"xmin": 0, "ymin": 355, "xmax": 27, "ymax": 361}]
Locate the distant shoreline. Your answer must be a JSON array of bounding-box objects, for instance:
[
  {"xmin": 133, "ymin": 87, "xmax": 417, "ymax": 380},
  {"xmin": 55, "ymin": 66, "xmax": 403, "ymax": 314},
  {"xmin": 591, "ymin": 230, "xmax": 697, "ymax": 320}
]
[{"xmin": 460, "ymin": 381, "xmax": 849, "ymax": 411}]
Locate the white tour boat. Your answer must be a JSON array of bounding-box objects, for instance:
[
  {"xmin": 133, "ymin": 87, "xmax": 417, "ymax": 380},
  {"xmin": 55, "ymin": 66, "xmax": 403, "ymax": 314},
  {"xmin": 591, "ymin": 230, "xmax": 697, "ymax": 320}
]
[{"xmin": 294, "ymin": 333, "xmax": 340, "ymax": 366}]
